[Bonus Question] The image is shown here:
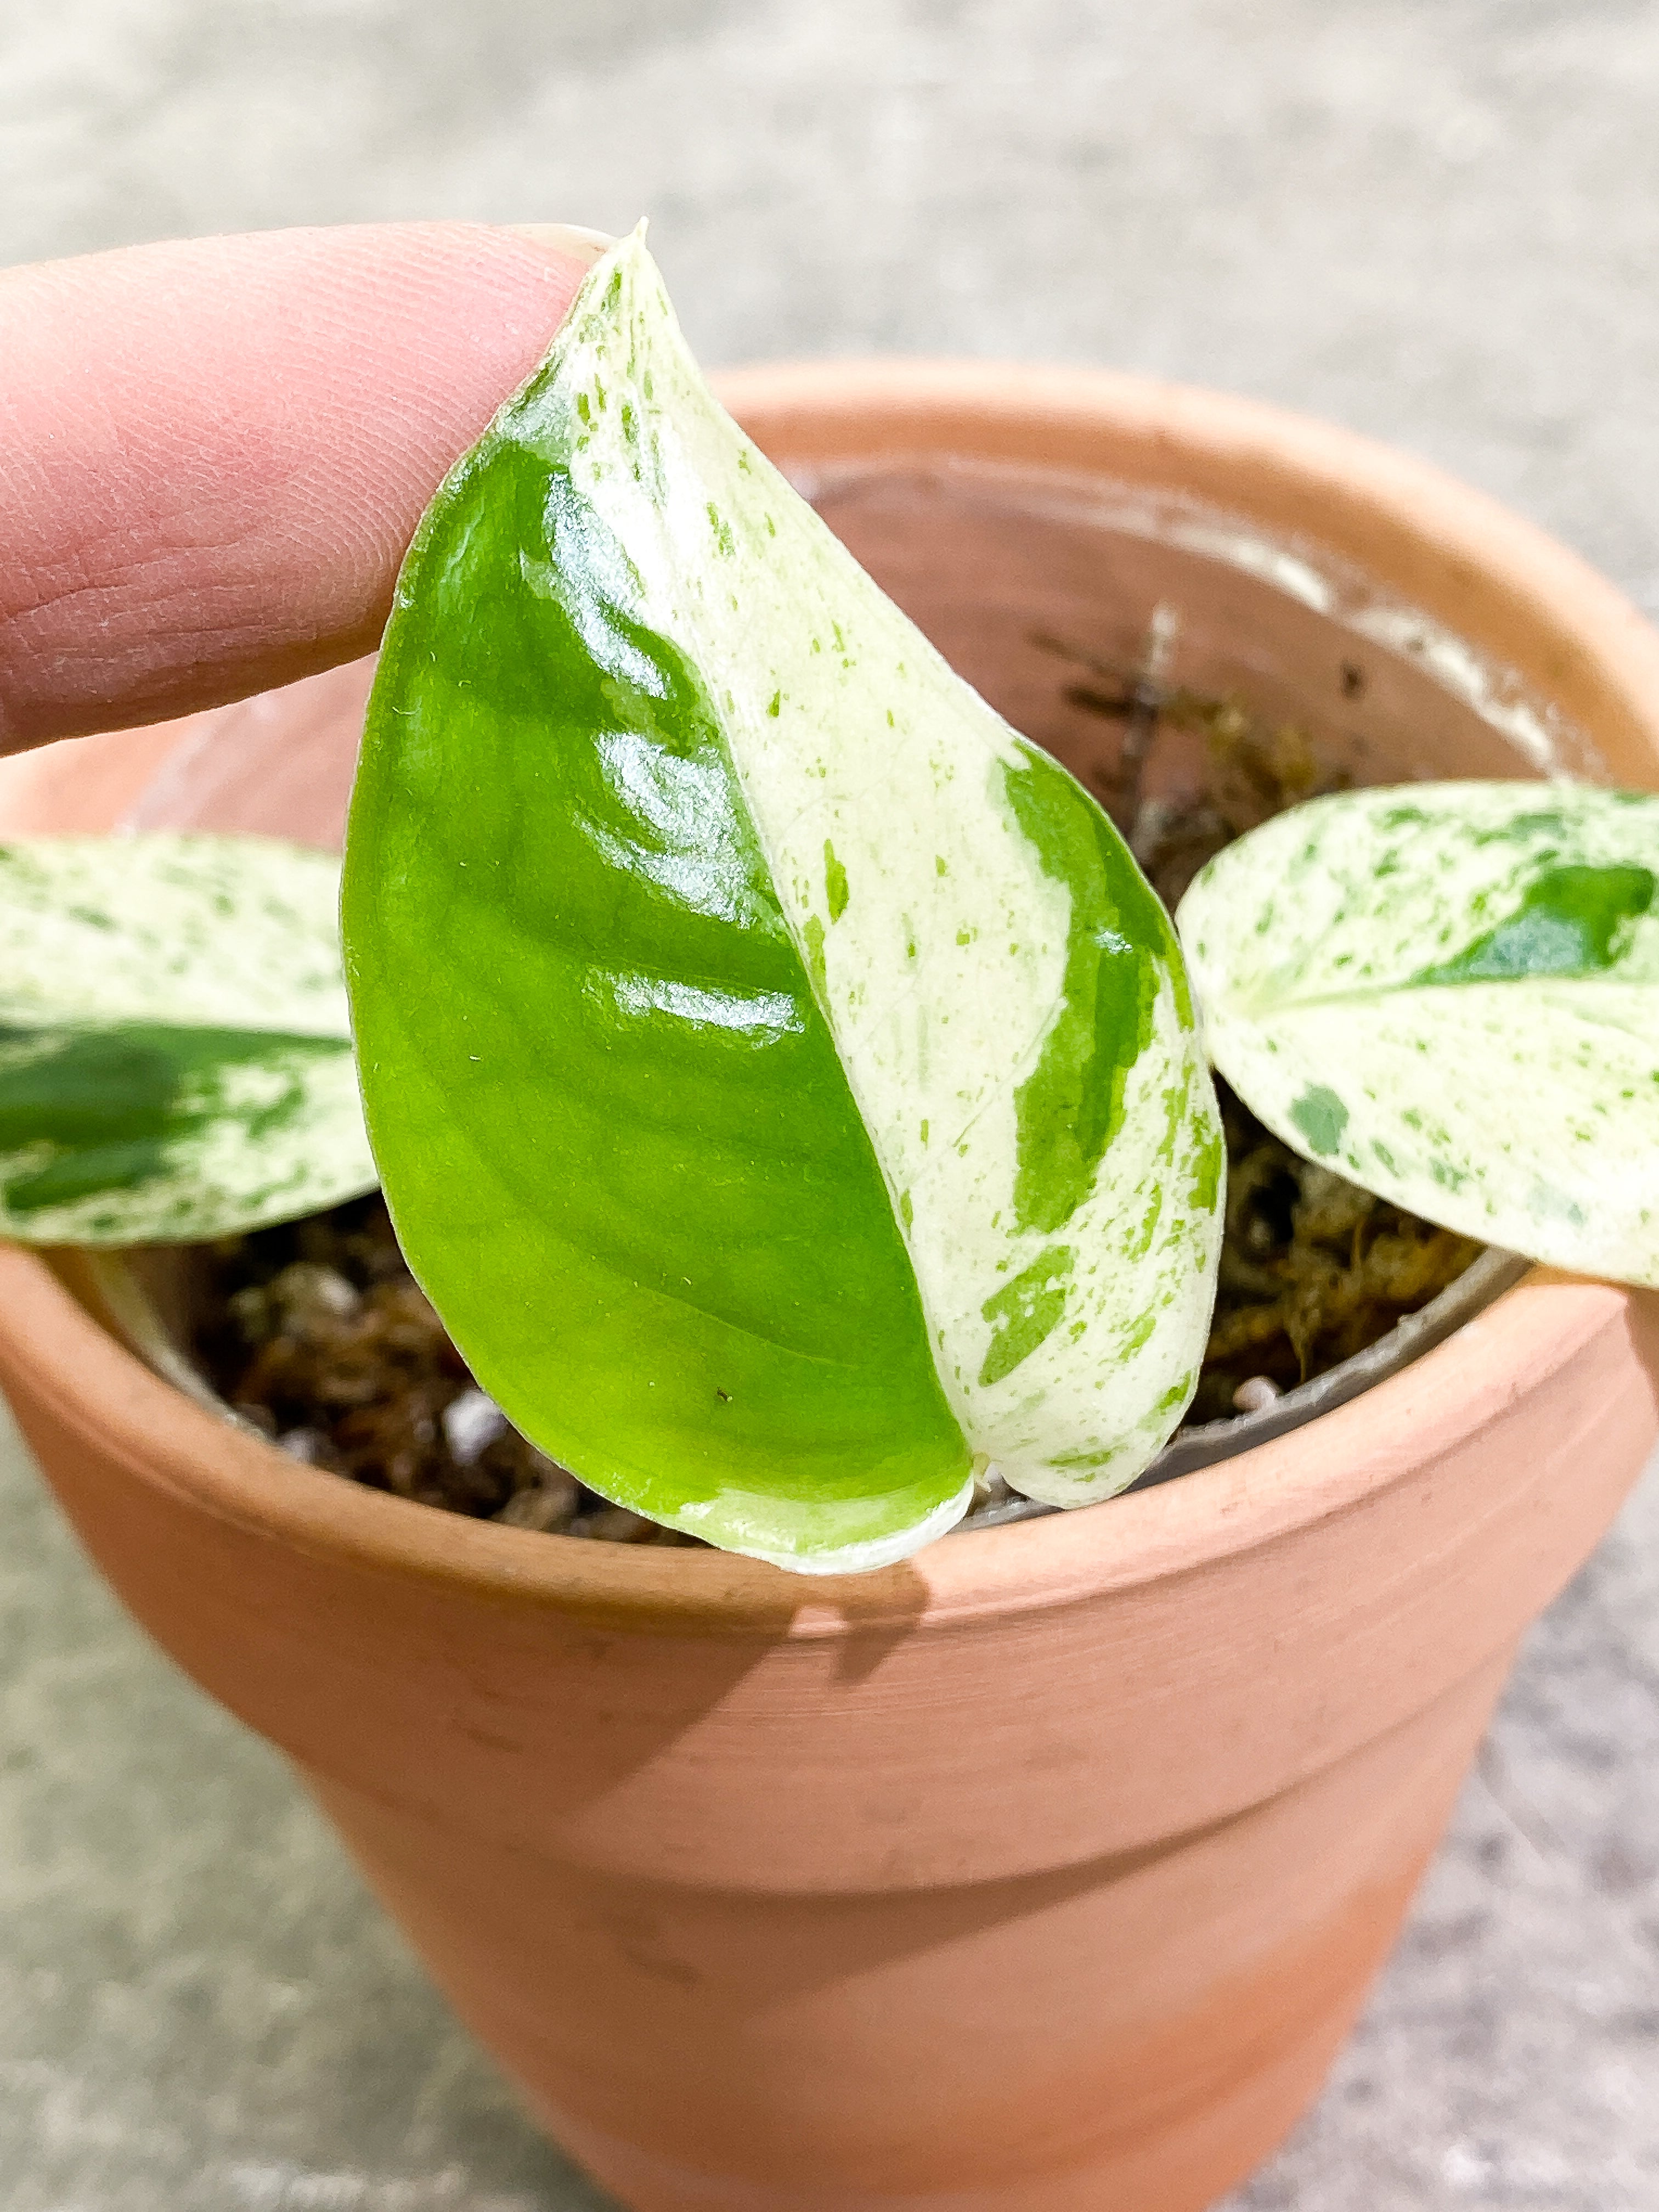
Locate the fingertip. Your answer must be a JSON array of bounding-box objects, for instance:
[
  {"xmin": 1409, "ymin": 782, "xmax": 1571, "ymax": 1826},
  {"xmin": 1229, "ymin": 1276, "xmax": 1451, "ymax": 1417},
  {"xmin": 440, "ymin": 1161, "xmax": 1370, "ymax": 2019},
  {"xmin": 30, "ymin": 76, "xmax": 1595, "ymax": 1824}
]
[{"xmin": 0, "ymin": 222, "xmax": 602, "ymax": 750}]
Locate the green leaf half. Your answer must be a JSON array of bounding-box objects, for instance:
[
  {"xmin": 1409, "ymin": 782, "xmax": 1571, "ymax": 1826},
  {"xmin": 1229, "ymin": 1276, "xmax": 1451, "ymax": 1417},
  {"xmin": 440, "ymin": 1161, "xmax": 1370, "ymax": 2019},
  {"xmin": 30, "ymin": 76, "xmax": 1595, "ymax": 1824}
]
[
  {"xmin": 343, "ymin": 230, "xmax": 1222, "ymax": 1569},
  {"xmin": 0, "ymin": 835, "xmax": 375, "ymax": 1244},
  {"xmin": 1177, "ymin": 781, "xmax": 1659, "ymax": 1286}
]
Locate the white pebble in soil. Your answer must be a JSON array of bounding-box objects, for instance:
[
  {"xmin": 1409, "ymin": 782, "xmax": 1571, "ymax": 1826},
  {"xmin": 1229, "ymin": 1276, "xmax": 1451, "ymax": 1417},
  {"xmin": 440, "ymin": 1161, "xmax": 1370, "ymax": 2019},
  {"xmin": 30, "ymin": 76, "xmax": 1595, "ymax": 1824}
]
[
  {"xmin": 276, "ymin": 1428, "xmax": 333, "ymax": 1465},
  {"xmin": 441, "ymin": 1387, "xmax": 509, "ymax": 1467}
]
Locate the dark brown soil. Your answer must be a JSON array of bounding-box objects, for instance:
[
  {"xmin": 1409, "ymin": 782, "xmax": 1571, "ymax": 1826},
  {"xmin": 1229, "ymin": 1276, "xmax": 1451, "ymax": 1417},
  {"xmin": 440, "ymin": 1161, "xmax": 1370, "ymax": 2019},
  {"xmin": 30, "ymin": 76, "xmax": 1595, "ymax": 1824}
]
[
  {"xmin": 1182, "ymin": 1084, "xmax": 1480, "ymax": 1424},
  {"xmin": 193, "ymin": 1195, "xmax": 697, "ymax": 1542},
  {"xmin": 193, "ymin": 690, "xmax": 1478, "ymax": 1530}
]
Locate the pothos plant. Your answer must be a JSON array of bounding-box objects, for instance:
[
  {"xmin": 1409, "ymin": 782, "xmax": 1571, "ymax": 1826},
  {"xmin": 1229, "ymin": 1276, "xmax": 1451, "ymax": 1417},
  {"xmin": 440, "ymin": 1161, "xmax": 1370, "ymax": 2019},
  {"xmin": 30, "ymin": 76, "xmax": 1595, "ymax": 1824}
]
[{"xmin": 5, "ymin": 229, "xmax": 1657, "ymax": 1573}]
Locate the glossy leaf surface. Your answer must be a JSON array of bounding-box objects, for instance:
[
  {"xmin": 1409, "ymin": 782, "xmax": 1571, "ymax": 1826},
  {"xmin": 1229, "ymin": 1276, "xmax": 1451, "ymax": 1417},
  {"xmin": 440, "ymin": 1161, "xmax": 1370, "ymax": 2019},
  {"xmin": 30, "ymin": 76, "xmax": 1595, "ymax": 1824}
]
[
  {"xmin": 1178, "ymin": 781, "xmax": 1659, "ymax": 1286},
  {"xmin": 0, "ymin": 836, "xmax": 375, "ymax": 1244},
  {"xmin": 344, "ymin": 231, "xmax": 1222, "ymax": 1568}
]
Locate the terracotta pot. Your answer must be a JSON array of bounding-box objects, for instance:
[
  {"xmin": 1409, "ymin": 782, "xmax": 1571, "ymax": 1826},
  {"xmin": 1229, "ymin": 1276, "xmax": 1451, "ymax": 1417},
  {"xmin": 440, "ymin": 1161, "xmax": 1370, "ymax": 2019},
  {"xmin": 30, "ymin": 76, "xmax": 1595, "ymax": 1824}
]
[{"xmin": 4, "ymin": 366, "xmax": 1659, "ymax": 2212}]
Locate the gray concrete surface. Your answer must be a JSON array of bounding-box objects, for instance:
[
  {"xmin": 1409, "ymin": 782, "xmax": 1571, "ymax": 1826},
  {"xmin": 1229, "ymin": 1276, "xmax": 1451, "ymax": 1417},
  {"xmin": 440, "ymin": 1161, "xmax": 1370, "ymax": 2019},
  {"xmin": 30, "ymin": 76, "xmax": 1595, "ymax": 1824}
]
[{"xmin": 2, "ymin": 1, "xmax": 1658, "ymax": 2204}]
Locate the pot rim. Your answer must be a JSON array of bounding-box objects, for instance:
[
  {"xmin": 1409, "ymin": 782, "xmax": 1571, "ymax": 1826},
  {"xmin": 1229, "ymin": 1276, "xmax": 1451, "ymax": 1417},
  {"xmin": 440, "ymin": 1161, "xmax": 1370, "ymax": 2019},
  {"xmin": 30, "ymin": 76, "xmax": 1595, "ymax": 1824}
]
[
  {"xmin": 5, "ymin": 361, "xmax": 1658, "ymax": 1638},
  {"xmin": 716, "ymin": 359, "xmax": 1659, "ymax": 706},
  {"xmin": 2, "ymin": 1241, "xmax": 1633, "ymax": 1635}
]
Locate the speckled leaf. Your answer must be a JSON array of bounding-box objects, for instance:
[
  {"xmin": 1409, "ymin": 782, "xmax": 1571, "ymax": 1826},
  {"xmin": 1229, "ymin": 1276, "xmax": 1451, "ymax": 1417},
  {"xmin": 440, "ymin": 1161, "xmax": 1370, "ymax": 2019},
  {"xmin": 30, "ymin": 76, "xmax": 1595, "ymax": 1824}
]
[
  {"xmin": 1178, "ymin": 781, "xmax": 1659, "ymax": 1286},
  {"xmin": 0, "ymin": 835, "xmax": 376, "ymax": 1245},
  {"xmin": 344, "ymin": 229, "xmax": 1222, "ymax": 1571}
]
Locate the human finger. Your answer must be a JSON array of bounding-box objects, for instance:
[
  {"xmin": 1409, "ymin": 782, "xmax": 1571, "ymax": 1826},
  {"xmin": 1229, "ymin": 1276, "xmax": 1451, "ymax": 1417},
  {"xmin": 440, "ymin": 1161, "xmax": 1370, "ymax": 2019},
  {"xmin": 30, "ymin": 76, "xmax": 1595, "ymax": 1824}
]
[{"xmin": 0, "ymin": 221, "xmax": 604, "ymax": 752}]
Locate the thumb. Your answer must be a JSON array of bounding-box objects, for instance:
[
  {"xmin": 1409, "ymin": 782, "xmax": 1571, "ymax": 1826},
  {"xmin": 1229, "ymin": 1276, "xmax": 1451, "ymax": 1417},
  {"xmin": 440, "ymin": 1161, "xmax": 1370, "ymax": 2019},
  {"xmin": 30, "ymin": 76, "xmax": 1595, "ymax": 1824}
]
[{"xmin": 0, "ymin": 222, "xmax": 607, "ymax": 753}]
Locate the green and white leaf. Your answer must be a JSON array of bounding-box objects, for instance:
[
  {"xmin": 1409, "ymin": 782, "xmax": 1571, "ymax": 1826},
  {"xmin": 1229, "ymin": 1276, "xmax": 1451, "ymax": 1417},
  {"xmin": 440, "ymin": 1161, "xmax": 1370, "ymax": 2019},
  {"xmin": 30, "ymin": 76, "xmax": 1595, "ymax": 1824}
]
[
  {"xmin": 0, "ymin": 834, "xmax": 376, "ymax": 1244},
  {"xmin": 344, "ymin": 228, "xmax": 1222, "ymax": 1571},
  {"xmin": 1177, "ymin": 781, "xmax": 1659, "ymax": 1286}
]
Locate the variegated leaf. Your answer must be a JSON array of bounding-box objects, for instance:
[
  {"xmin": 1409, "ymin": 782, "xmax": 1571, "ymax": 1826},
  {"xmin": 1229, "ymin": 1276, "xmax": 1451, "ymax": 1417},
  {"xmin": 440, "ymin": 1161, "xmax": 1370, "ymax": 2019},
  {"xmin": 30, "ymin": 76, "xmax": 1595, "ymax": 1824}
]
[
  {"xmin": 0, "ymin": 835, "xmax": 376, "ymax": 1244},
  {"xmin": 1177, "ymin": 781, "xmax": 1659, "ymax": 1286},
  {"xmin": 343, "ymin": 229, "xmax": 1223, "ymax": 1570}
]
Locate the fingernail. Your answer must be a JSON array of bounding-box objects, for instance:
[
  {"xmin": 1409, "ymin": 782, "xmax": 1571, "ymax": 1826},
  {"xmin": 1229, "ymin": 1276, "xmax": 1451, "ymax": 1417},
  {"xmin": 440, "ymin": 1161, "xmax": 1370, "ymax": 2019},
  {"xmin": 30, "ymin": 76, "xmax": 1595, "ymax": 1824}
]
[{"xmin": 505, "ymin": 223, "xmax": 617, "ymax": 269}]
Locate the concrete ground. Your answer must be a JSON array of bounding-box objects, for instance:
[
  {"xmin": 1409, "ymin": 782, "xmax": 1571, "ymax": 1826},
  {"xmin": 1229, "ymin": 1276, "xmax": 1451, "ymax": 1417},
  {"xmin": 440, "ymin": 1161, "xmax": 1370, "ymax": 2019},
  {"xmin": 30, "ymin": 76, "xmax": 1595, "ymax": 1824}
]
[{"xmin": 2, "ymin": 2, "xmax": 1658, "ymax": 2205}]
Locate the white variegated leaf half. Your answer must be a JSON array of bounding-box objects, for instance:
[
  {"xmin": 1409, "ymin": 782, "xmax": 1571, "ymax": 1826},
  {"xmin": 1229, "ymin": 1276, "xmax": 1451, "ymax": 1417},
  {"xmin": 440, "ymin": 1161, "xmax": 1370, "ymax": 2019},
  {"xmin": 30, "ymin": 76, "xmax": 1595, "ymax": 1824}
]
[{"xmin": 505, "ymin": 232, "xmax": 1225, "ymax": 1509}]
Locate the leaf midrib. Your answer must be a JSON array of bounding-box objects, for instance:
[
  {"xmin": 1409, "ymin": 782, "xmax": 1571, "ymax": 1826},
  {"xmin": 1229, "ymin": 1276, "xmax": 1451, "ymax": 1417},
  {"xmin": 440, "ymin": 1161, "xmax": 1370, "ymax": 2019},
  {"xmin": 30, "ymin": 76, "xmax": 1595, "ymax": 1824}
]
[{"xmin": 1238, "ymin": 969, "xmax": 1652, "ymax": 1024}]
